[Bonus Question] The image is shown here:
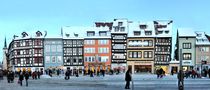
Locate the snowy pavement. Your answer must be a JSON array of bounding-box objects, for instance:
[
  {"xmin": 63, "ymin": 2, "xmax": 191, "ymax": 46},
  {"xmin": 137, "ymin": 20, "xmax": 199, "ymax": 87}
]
[{"xmin": 1, "ymin": 74, "xmax": 210, "ymax": 90}]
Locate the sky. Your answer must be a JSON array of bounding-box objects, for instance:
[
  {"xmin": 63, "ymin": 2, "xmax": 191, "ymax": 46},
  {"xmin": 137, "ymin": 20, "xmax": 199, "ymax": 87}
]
[{"xmin": 0, "ymin": 0, "xmax": 210, "ymax": 62}]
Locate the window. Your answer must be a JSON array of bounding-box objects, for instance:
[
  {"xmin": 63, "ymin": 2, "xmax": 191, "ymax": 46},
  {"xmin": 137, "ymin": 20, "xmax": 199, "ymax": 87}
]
[
  {"xmin": 98, "ymin": 40, "xmax": 108, "ymax": 45},
  {"xmin": 34, "ymin": 39, "xmax": 42, "ymax": 46},
  {"xmin": 57, "ymin": 45, "xmax": 62, "ymax": 52},
  {"xmin": 118, "ymin": 22, "xmax": 123, "ymax": 26},
  {"xmin": 45, "ymin": 56, "xmax": 50, "ymax": 63},
  {"xmin": 200, "ymin": 47, "xmax": 209, "ymax": 52},
  {"xmin": 87, "ymin": 31, "xmax": 95, "ymax": 36},
  {"xmin": 51, "ymin": 56, "xmax": 56, "ymax": 63},
  {"xmin": 113, "ymin": 44, "xmax": 125, "ymax": 49},
  {"xmin": 85, "ymin": 40, "xmax": 95, "ymax": 45},
  {"xmin": 51, "ymin": 45, "xmax": 56, "ymax": 52},
  {"xmin": 99, "ymin": 31, "xmax": 107, "ymax": 36},
  {"xmin": 148, "ymin": 40, "xmax": 153, "ymax": 46},
  {"xmin": 183, "ymin": 43, "xmax": 191, "ymax": 49},
  {"xmin": 26, "ymin": 58, "xmax": 30, "ymax": 64},
  {"xmin": 145, "ymin": 31, "xmax": 152, "ymax": 35},
  {"xmin": 144, "ymin": 51, "xmax": 153, "ymax": 58},
  {"xmin": 45, "ymin": 45, "xmax": 50, "ymax": 52},
  {"xmin": 78, "ymin": 48, "xmax": 83, "ymax": 55},
  {"xmin": 73, "ymin": 48, "xmax": 77, "ymax": 55},
  {"xmin": 139, "ymin": 25, "xmax": 147, "ymax": 29},
  {"xmin": 57, "ymin": 56, "xmax": 62, "ymax": 63},
  {"xmin": 134, "ymin": 31, "xmax": 141, "ymax": 36},
  {"xmin": 98, "ymin": 48, "xmax": 109, "ymax": 53},
  {"xmin": 128, "ymin": 51, "xmax": 142, "ymax": 58},
  {"xmin": 120, "ymin": 27, "xmax": 125, "ymax": 32},
  {"xmin": 84, "ymin": 48, "xmax": 95, "ymax": 53},
  {"xmin": 183, "ymin": 53, "xmax": 191, "ymax": 60}
]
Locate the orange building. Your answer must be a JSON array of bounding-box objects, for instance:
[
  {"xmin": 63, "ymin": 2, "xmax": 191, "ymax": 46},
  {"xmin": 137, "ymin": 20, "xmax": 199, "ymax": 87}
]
[{"xmin": 84, "ymin": 28, "xmax": 111, "ymax": 73}]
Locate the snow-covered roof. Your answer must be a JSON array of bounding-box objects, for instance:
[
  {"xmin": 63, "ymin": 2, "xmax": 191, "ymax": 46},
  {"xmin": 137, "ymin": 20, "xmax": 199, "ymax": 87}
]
[
  {"xmin": 195, "ymin": 31, "xmax": 210, "ymax": 45},
  {"xmin": 178, "ymin": 28, "xmax": 196, "ymax": 37},
  {"xmin": 128, "ymin": 21, "xmax": 156, "ymax": 37},
  {"xmin": 111, "ymin": 18, "xmax": 129, "ymax": 34},
  {"xmin": 13, "ymin": 30, "xmax": 46, "ymax": 40},
  {"xmin": 154, "ymin": 20, "xmax": 173, "ymax": 37},
  {"xmin": 62, "ymin": 26, "xmax": 90, "ymax": 39}
]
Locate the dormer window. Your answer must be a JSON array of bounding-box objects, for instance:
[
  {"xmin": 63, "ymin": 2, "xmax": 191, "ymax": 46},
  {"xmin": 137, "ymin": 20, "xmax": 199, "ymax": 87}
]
[
  {"xmin": 156, "ymin": 25, "xmax": 167, "ymax": 28},
  {"xmin": 120, "ymin": 27, "xmax": 125, "ymax": 32},
  {"xmin": 196, "ymin": 33, "xmax": 202, "ymax": 37},
  {"xmin": 145, "ymin": 31, "xmax": 152, "ymax": 35},
  {"xmin": 99, "ymin": 31, "xmax": 107, "ymax": 36},
  {"xmin": 36, "ymin": 31, "xmax": 42, "ymax": 37},
  {"xmin": 140, "ymin": 25, "xmax": 147, "ymax": 29},
  {"xmin": 114, "ymin": 27, "xmax": 120, "ymax": 32},
  {"xmin": 22, "ymin": 32, "xmax": 28, "ymax": 38},
  {"xmin": 134, "ymin": 31, "xmax": 141, "ymax": 36},
  {"xmin": 118, "ymin": 22, "xmax": 123, "ymax": 26},
  {"xmin": 66, "ymin": 34, "xmax": 70, "ymax": 37},
  {"xmin": 74, "ymin": 33, "xmax": 78, "ymax": 37},
  {"xmin": 87, "ymin": 31, "xmax": 95, "ymax": 36},
  {"xmin": 165, "ymin": 31, "xmax": 169, "ymax": 34}
]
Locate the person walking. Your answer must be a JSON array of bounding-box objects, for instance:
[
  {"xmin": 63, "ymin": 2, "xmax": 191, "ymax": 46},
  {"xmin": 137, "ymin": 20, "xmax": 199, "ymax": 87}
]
[
  {"xmin": 7, "ymin": 71, "xmax": 11, "ymax": 83},
  {"xmin": 25, "ymin": 72, "xmax": 29, "ymax": 86},
  {"xmin": 18, "ymin": 73, "xmax": 24, "ymax": 86},
  {"xmin": 10, "ymin": 71, "xmax": 14, "ymax": 83},
  {"xmin": 37, "ymin": 71, "xmax": 41, "ymax": 79},
  {"xmin": 125, "ymin": 69, "xmax": 132, "ymax": 89}
]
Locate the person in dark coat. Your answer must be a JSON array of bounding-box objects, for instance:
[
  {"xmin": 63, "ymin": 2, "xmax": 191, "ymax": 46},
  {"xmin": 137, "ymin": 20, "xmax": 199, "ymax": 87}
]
[
  {"xmin": 125, "ymin": 69, "xmax": 132, "ymax": 89},
  {"xmin": 25, "ymin": 72, "xmax": 29, "ymax": 86},
  {"xmin": 7, "ymin": 71, "xmax": 11, "ymax": 83},
  {"xmin": 10, "ymin": 71, "xmax": 15, "ymax": 83},
  {"xmin": 19, "ymin": 73, "xmax": 24, "ymax": 86},
  {"xmin": 65, "ymin": 70, "xmax": 70, "ymax": 80},
  {"xmin": 37, "ymin": 71, "xmax": 41, "ymax": 79}
]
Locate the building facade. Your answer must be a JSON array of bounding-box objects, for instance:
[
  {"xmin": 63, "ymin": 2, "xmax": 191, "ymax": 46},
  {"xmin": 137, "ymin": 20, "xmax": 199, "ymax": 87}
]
[
  {"xmin": 63, "ymin": 32, "xmax": 84, "ymax": 73},
  {"xmin": 44, "ymin": 38, "xmax": 63, "ymax": 70},
  {"xmin": 154, "ymin": 20, "xmax": 173, "ymax": 74},
  {"xmin": 111, "ymin": 19, "xmax": 128, "ymax": 72},
  {"xmin": 195, "ymin": 32, "xmax": 210, "ymax": 74},
  {"xmin": 177, "ymin": 29, "xmax": 196, "ymax": 71},
  {"xmin": 127, "ymin": 21, "xmax": 155, "ymax": 73},
  {"xmin": 84, "ymin": 27, "xmax": 111, "ymax": 72},
  {"xmin": 8, "ymin": 31, "xmax": 45, "ymax": 72}
]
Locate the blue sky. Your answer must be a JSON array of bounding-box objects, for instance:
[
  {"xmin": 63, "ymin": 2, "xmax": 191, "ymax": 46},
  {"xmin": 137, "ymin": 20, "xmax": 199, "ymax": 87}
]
[{"xmin": 0, "ymin": 0, "xmax": 210, "ymax": 62}]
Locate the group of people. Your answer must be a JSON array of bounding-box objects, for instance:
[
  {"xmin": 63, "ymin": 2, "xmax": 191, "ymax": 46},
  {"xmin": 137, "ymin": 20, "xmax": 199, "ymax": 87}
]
[
  {"xmin": 184, "ymin": 68, "xmax": 210, "ymax": 79},
  {"xmin": 156, "ymin": 68, "xmax": 165, "ymax": 78}
]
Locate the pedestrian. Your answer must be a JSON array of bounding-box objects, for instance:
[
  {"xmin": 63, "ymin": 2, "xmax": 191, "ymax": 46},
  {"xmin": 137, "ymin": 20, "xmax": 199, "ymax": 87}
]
[
  {"xmin": 7, "ymin": 71, "xmax": 11, "ymax": 83},
  {"xmin": 18, "ymin": 72, "xmax": 24, "ymax": 86},
  {"xmin": 208, "ymin": 68, "xmax": 210, "ymax": 78},
  {"xmin": 25, "ymin": 71, "xmax": 29, "ymax": 86},
  {"xmin": 65, "ymin": 70, "xmax": 70, "ymax": 80},
  {"xmin": 34, "ymin": 71, "xmax": 37, "ymax": 80},
  {"xmin": 125, "ymin": 69, "xmax": 132, "ymax": 89},
  {"xmin": 156, "ymin": 69, "xmax": 160, "ymax": 78},
  {"xmin": 57, "ymin": 69, "xmax": 60, "ymax": 76},
  {"xmin": 192, "ymin": 69, "xmax": 196, "ymax": 79},
  {"xmin": 171, "ymin": 69, "xmax": 174, "ymax": 76},
  {"xmin": 10, "ymin": 71, "xmax": 15, "ymax": 83},
  {"xmin": 159, "ymin": 68, "xmax": 164, "ymax": 78},
  {"xmin": 37, "ymin": 71, "xmax": 41, "ymax": 79}
]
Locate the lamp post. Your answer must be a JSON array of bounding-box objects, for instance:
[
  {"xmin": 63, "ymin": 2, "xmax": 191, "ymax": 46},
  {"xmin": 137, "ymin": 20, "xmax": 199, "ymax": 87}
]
[{"xmin": 178, "ymin": 49, "xmax": 184, "ymax": 90}]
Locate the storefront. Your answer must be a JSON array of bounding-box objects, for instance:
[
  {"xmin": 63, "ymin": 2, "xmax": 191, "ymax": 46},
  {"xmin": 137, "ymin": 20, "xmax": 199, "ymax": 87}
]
[{"xmin": 127, "ymin": 61, "xmax": 154, "ymax": 74}]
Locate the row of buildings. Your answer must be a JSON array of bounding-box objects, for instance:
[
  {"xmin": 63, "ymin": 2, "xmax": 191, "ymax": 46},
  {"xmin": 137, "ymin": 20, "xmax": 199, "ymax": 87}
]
[
  {"xmin": 175, "ymin": 29, "xmax": 210, "ymax": 74},
  {"xmin": 2, "ymin": 18, "xmax": 210, "ymax": 74}
]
